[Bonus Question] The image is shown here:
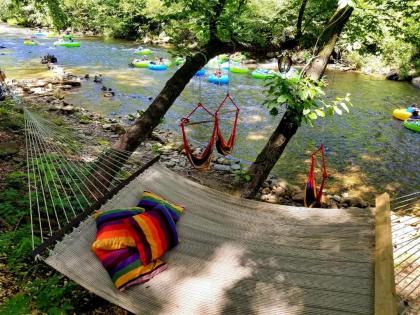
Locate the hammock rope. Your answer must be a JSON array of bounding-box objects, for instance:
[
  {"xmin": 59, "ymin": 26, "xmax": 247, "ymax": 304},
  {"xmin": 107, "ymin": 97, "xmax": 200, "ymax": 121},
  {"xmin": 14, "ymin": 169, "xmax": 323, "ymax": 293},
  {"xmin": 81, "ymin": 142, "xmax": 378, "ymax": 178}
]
[
  {"xmin": 22, "ymin": 107, "xmax": 158, "ymax": 256},
  {"xmin": 304, "ymin": 144, "xmax": 328, "ymax": 207},
  {"xmin": 389, "ymin": 192, "xmax": 420, "ymax": 313}
]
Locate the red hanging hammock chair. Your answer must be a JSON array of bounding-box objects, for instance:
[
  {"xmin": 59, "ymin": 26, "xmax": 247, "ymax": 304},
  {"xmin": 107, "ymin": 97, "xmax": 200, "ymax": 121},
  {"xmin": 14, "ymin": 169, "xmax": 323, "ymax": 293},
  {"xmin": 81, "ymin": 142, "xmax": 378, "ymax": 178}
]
[
  {"xmin": 179, "ymin": 103, "xmax": 217, "ymax": 170},
  {"xmin": 214, "ymin": 93, "xmax": 240, "ymax": 156},
  {"xmin": 304, "ymin": 144, "xmax": 328, "ymax": 208}
]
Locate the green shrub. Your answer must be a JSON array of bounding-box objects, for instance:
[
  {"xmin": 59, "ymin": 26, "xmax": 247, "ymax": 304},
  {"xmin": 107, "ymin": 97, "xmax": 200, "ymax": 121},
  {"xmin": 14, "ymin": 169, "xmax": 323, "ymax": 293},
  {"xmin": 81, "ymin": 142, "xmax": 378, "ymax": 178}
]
[{"xmin": 0, "ymin": 294, "xmax": 31, "ymax": 315}]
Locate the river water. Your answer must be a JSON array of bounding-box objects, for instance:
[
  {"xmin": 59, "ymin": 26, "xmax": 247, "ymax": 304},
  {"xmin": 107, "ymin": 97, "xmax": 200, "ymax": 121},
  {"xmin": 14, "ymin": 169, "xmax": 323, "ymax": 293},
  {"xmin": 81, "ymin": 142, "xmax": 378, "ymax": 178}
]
[{"xmin": 1, "ymin": 24, "xmax": 419, "ymax": 199}]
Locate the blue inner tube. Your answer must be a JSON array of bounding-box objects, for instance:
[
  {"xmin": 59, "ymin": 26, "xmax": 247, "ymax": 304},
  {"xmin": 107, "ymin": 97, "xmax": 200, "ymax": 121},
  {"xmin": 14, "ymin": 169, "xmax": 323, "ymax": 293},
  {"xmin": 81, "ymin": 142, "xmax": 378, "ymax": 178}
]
[
  {"xmin": 195, "ymin": 69, "xmax": 206, "ymax": 76},
  {"xmin": 148, "ymin": 63, "xmax": 168, "ymax": 71},
  {"xmin": 208, "ymin": 74, "xmax": 229, "ymax": 85}
]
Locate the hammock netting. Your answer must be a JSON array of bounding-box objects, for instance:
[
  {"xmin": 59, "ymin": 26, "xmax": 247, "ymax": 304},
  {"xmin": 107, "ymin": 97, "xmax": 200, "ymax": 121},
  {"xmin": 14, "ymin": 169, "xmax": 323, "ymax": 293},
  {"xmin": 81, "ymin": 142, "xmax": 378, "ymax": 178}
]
[{"xmin": 23, "ymin": 108, "xmax": 157, "ymax": 254}]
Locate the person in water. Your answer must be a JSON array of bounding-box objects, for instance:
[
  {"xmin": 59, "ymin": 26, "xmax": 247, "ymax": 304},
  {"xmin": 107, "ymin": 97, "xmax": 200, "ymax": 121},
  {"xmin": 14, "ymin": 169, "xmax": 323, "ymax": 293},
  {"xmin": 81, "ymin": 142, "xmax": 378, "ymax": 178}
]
[
  {"xmin": 214, "ymin": 70, "xmax": 222, "ymax": 77},
  {"xmin": 410, "ymin": 109, "xmax": 420, "ymax": 119},
  {"xmin": 408, "ymin": 103, "xmax": 419, "ymax": 112}
]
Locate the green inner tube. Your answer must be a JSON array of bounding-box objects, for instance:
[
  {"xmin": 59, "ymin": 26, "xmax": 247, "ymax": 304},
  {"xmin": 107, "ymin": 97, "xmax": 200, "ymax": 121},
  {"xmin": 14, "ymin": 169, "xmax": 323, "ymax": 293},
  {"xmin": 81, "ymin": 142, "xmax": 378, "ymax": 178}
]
[
  {"xmin": 230, "ymin": 66, "xmax": 249, "ymax": 74},
  {"xmin": 403, "ymin": 119, "xmax": 420, "ymax": 132},
  {"xmin": 133, "ymin": 60, "xmax": 149, "ymax": 68},
  {"xmin": 62, "ymin": 34, "xmax": 73, "ymax": 39},
  {"xmin": 55, "ymin": 41, "xmax": 80, "ymax": 47},
  {"xmin": 24, "ymin": 40, "xmax": 37, "ymax": 46},
  {"xmin": 251, "ymin": 70, "xmax": 275, "ymax": 79},
  {"xmin": 135, "ymin": 49, "xmax": 152, "ymax": 55}
]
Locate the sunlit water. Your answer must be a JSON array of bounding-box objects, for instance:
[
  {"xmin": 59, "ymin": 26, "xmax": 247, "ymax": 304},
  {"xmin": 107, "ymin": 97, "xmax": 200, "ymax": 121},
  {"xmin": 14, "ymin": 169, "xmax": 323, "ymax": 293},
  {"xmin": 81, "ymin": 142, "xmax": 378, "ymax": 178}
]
[{"xmin": 1, "ymin": 24, "xmax": 419, "ymax": 199}]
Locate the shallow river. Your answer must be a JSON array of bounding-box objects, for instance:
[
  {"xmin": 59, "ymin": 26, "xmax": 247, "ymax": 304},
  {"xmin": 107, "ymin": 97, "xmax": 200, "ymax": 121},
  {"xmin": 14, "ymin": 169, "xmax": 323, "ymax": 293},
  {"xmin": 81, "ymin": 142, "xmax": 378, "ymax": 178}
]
[{"xmin": 1, "ymin": 24, "xmax": 419, "ymax": 199}]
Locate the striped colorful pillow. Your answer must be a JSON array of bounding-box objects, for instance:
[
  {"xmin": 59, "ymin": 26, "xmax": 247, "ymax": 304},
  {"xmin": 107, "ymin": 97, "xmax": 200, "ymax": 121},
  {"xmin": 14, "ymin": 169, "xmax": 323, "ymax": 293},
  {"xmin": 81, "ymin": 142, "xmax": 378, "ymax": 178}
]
[
  {"xmin": 138, "ymin": 190, "xmax": 184, "ymax": 222},
  {"xmin": 92, "ymin": 206, "xmax": 180, "ymax": 290}
]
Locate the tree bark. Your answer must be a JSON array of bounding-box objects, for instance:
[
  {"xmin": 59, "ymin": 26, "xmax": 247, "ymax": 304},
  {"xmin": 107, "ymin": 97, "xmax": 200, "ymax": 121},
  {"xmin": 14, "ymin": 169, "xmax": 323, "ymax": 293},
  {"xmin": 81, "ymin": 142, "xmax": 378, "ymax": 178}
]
[
  {"xmin": 242, "ymin": 4, "xmax": 353, "ymax": 199},
  {"xmin": 296, "ymin": 0, "xmax": 309, "ymax": 39}
]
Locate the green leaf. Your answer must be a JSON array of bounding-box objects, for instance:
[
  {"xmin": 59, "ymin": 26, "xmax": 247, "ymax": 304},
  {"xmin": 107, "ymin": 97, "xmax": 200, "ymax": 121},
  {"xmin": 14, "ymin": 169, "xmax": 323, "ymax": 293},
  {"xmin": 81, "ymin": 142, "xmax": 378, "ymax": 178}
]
[
  {"xmin": 340, "ymin": 102, "xmax": 349, "ymax": 113},
  {"xmin": 244, "ymin": 174, "xmax": 251, "ymax": 182},
  {"xmin": 303, "ymin": 108, "xmax": 311, "ymax": 115},
  {"xmin": 308, "ymin": 112, "xmax": 317, "ymax": 120},
  {"xmin": 333, "ymin": 106, "xmax": 343, "ymax": 115},
  {"xmin": 298, "ymin": 89, "xmax": 309, "ymax": 100},
  {"xmin": 315, "ymin": 109, "xmax": 326, "ymax": 117},
  {"xmin": 277, "ymin": 95, "xmax": 287, "ymax": 103}
]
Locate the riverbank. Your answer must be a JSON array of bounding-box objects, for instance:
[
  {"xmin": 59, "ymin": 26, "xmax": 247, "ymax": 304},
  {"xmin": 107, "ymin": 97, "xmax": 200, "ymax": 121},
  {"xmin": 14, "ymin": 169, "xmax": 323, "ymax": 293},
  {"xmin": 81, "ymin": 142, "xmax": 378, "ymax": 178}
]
[
  {"xmin": 2, "ymin": 22, "xmax": 419, "ymax": 88},
  {"xmin": 3, "ymin": 62, "xmax": 373, "ymax": 209}
]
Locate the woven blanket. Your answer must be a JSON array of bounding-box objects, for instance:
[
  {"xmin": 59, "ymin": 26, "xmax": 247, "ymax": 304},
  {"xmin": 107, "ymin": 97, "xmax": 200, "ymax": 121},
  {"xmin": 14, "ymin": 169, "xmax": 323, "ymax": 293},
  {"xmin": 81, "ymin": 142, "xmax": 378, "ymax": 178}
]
[{"xmin": 92, "ymin": 205, "xmax": 180, "ymax": 290}]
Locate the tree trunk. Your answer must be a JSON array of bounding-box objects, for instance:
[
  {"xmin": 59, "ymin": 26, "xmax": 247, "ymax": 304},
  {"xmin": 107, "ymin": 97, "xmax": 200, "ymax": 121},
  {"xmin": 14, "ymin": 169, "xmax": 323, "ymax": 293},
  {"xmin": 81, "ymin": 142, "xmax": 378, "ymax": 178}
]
[
  {"xmin": 242, "ymin": 4, "xmax": 353, "ymax": 199},
  {"xmin": 242, "ymin": 110, "xmax": 299, "ymax": 198}
]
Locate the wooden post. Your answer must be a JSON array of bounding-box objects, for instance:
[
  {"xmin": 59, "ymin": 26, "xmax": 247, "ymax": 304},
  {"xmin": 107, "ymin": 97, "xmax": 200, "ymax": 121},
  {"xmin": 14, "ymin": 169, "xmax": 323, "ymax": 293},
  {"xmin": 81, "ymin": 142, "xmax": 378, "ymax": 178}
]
[{"xmin": 375, "ymin": 193, "xmax": 397, "ymax": 315}]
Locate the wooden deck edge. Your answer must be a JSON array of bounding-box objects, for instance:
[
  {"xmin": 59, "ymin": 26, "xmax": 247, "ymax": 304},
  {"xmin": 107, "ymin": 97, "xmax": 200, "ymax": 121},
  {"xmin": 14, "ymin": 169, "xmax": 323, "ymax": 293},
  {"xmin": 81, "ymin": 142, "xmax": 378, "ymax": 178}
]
[{"xmin": 375, "ymin": 193, "xmax": 397, "ymax": 315}]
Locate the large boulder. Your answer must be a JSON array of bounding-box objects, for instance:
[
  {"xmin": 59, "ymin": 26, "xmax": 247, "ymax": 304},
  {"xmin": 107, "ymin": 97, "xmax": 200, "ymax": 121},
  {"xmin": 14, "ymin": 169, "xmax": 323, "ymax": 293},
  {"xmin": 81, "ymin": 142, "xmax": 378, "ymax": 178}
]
[{"xmin": 412, "ymin": 76, "xmax": 420, "ymax": 88}]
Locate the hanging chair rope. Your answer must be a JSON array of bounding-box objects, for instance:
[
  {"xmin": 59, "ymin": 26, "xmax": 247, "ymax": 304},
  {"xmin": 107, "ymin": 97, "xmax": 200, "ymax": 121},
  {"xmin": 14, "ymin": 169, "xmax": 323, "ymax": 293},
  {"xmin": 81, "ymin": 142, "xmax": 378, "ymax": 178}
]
[
  {"xmin": 304, "ymin": 144, "xmax": 328, "ymax": 207},
  {"xmin": 214, "ymin": 93, "xmax": 240, "ymax": 155},
  {"xmin": 179, "ymin": 103, "xmax": 217, "ymax": 170}
]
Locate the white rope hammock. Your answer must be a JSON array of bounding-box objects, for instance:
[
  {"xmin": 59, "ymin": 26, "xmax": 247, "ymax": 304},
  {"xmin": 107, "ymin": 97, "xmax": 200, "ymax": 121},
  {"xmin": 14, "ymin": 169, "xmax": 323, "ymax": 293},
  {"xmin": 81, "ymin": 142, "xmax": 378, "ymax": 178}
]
[
  {"xmin": 24, "ymin": 107, "xmax": 158, "ymax": 255},
  {"xmin": 390, "ymin": 192, "xmax": 420, "ymax": 314}
]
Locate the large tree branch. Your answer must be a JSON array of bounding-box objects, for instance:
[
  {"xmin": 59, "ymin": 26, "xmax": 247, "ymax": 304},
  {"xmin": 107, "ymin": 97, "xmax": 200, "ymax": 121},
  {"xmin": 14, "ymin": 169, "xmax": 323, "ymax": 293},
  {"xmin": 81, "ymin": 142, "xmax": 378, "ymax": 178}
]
[
  {"xmin": 296, "ymin": 0, "xmax": 309, "ymax": 39},
  {"xmin": 209, "ymin": 0, "xmax": 227, "ymax": 41}
]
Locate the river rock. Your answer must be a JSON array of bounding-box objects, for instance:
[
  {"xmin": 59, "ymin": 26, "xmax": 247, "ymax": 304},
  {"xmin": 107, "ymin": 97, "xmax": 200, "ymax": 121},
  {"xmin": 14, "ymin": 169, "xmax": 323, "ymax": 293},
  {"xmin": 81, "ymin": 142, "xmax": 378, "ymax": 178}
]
[
  {"xmin": 261, "ymin": 182, "xmax": 269, "ymax": 189},
  {"xmin": 102, "ymin": 123, "xmax": 112, "ymax": 130},
  {"xmin": 332, "ymin": 195, "xmax": 342, "ymax": 202},
  {"xmin": 292, "ymin": 191, "xmax": 305, "ymax": 202},
  {"xmin": 213, "ymin": 164, "xmax": 231, "ymax": 172},
  {"xmin": 261, "ymin": 187, "xmax": 271, "ymax": 195},
  {"xmin": 0, "ymin": 142, "xmax": 19, "ymax": 159},
  {"xmin": 342, "ymin": 196, "xmax": 368, "ymax": 208},
  {"xmin": 273, "ymin": 186, "xmax": 286, "ymax": 197},
  {"xmin": 230, "ymin": 163, "xmax": 241, "ymax": 171},
  {"xmin": 287, "ymin": 184, "xmax": 302, "ymax": 197},
  {"xmin": 412, "ymin": 77, "xmax": 420, "ymax": 88},
  {"xmin": 217, "ymin": 157, "xmax": 230, "ymax": 165},
  {"xmin": 111, "ymin": 124, "xmax": 125, "ymax": 134},
  {"xmin": 265, "ymin": 193, "xmax": 279, "ymax": 204},
  {"xmin": 164, "ymin": 161, "xmax": 176, "ymax": 168},
  {"xmin": 61, "ymin": 105, "xmax": 75, "ymax": 114}
]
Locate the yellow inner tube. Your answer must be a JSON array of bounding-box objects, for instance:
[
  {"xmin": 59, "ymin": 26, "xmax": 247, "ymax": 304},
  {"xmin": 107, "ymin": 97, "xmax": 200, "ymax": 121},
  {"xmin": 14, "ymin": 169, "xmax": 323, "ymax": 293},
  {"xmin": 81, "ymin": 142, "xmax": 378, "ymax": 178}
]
[{"xmin": 392, "ymin": 108, "xmax": 411, "ymax": 121}]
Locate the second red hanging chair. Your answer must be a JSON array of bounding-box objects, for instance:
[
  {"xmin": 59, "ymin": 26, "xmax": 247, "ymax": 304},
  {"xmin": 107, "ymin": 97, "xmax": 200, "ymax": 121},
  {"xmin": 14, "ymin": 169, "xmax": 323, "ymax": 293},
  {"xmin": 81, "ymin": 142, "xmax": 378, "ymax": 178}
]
[{"xmin": 214, "ymin": 93, "xmax": 240, "ymax": 156}]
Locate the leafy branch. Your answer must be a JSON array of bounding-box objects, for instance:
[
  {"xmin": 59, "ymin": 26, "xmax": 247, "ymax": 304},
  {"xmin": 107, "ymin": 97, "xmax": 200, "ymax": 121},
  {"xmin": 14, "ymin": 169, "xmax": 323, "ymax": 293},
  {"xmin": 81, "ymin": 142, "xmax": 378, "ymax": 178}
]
[{"xmin": 263, "ymin": 72, "xmax": 352, "ymax": 126}]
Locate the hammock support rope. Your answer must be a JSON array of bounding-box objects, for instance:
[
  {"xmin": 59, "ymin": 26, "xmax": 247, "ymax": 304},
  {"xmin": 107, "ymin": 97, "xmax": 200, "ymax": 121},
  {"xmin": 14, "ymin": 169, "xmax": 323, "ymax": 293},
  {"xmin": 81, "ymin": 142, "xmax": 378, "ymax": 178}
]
[
  {"xmin": 215, "ymin": 93, "xmax": 240, "ymax": 156},
  {"xmin": 304, "ymin": 144, "xmax": 328, "ymax": 208},
  {"xmin": 179, "ymin": 103, "xmax": 218, "ymax": 170}
]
